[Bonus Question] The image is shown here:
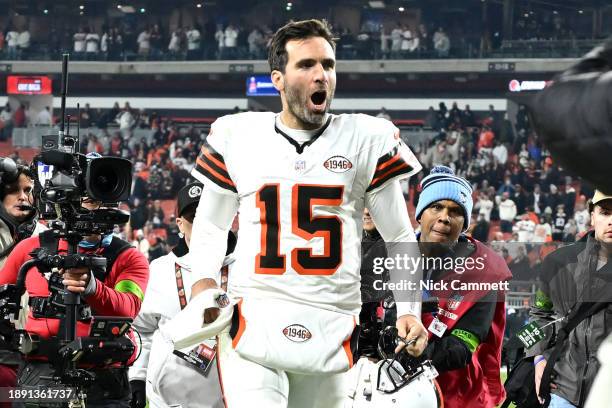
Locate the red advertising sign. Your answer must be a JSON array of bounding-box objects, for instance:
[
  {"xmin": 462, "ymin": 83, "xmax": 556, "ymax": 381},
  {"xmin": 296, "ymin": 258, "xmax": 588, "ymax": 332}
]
[{"xmin": 6, "ymin": 76, "xmax": 52, "ymax": 95}]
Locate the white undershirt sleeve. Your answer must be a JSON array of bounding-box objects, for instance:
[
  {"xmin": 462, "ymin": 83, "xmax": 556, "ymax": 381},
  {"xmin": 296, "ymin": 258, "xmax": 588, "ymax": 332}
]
[
  {"xmin": 189, "ymin": 185, "xmax": 239, "ymax": 286},
  {"xmin": 365, "ymin": 181, "xmax": 422, "ymax": 318}
]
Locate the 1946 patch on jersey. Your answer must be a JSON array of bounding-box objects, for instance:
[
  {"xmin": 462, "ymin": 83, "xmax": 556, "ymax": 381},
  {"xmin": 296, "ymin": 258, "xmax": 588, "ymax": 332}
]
[
  {"xmin": 283, "ymin": 324, "xmax": 312, "ymax": 342},
  {"xmin": 324, "ymin": 156, "xmax": 353, "ymax": 173}
]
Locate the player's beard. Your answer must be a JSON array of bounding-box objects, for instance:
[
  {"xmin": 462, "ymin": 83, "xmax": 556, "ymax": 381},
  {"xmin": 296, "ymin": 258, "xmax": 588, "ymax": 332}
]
[{"xmin": 285, "ymin": 83, "xmax": 335, "ymax": 129}]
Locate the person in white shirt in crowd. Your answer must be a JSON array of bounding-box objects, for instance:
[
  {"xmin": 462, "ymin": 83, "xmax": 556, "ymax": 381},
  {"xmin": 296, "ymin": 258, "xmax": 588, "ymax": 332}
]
[
  {"xmin": 0, "ymin": 104, "xmax": 12, "ymax": 125},
  {"xmin": 476, "ymin": 191, "xmax": 494, "ymax": 222},
  {"xmin": 390, "ymin": 23, "xmax": 403, "ymax": 58},
  {"xmin": 5, "ymin": 28, "xmax": 19, "ymax": 60},
  {"xmin": 446, "ymin": 132, "xmax": 461, "ymax": 163},
  {"xmin": 101, "ymin": 29, "xmax": 110, "ymax": 56},
  {"xmin": 137, "ymin": 27, "xmax": 151, "ymax": 59},
  {"xmin": 400, "ymin": 26, "xmax": 412, "ymax": 56},
  {"xmin": 433, "ymin": 27, "xmax": 450, "ymax": 58},
  {"xmin": 247, "ymin": 28, "xmax": 264, "ymax": 59},
  {"xmin": 129, "ymin": 182, "xmax": 235, "ymax": 408},
  {"xmin": 116, "ymin": 103, "xmax": 135, "ymax": 138},
  {"xmin": 379, "ymin": 25, "xmax": 389, "ymax": 59},
  {"xmin": 513, "ymin": 213, "xmax": 536, "ymax": 242},
  {"xmin": 574, "ymin": 198, "xmax": 590, "ymax": 236},
  {"xmin": 433, "ymin": 27, "xmax": 450, "ymax": 57},
  {"xmin": 34, "ymin": 107, "xmax": 52, "ymax": 126},
  {"xmin": 186, "ymin": 25, "xmax": 201, "ymax": 60},
  {"xmin": 533, "ymin": 216, "xmax": 553, "ymax": 243},
  {"xmin": 498, "ymin": 191, "xmax": 517, "ymax": 233},
  {"xmin": 518, "ymin": 143, "xmax": 530, "ymax": 168},
  {"xmin": 492, "ymin": 140, "xmax": 508, "ymax": 166},
  {"xmin": 223, "ymin": 23, "xmax": 239, "ymax": 59},
  {"xmin": 73, "ymin": 27, "xmax": 87, "ymax": 58},
  {"xmin": 85, "ymin": 27, "xmax": 100, "ymax": 60},
  {"xmin": 214, "ymin": 24, "xmax": 225, "ymax": 60},
  {"xmin": 132, "ymin": 229, "xmax": 150, "ymax": 259},
  {"xmin": 16, "ymin": 28, "xmax": 30, "ymax": 59},
  {"xmin": 401, "ymin": 26, "xmax": 419, "ymax": 56},
  {"xmin": 168, "ymin": 28, "xmax": 184, "ymax": 59}
]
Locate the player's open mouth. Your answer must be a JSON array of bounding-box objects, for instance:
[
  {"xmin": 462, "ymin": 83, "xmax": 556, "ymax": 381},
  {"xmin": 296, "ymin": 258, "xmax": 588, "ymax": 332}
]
[{"xmin": 310, "ymin": 90, "xmax": 327, "ymax": 112}]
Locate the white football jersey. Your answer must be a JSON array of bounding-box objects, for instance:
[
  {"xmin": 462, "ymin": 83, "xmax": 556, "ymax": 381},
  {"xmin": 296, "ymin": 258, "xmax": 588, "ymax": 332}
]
[{"xmin": 191, "ymin": 112, "xmax": 421, "ymax": 315}]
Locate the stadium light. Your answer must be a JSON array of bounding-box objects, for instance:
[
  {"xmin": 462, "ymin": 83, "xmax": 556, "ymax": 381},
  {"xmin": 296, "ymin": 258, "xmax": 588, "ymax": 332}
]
[
  {"xmin": 140, "ymin": 7, "xmax": 145, "ymax": 12},
  {"xmin": 43, "ymin": 9, "xmax": 48, "ymax": 14},
  {"xmin": 398, "ymin": 6, "xmax": 405, "ymax": 11},
  {"xmin": 368, "ymin": 1, "xmax": 385, "ymax": 9},
  {"xmin": 79, "ymin": 5, "xmax": 84, "ymax": 10},
  {"xmin": 197, "ymin": 3, "xmax": 202, "ymax": 7},
  {"xmin": 578, "ymin": 9, "xmax": 583, "ymax": 14}
]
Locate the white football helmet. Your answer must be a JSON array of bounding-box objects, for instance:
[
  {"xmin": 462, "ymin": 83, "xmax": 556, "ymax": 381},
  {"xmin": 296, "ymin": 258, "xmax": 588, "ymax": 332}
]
[{"xmin": 345, "ymin": 357, "xmax": 443, "ymax": 408}]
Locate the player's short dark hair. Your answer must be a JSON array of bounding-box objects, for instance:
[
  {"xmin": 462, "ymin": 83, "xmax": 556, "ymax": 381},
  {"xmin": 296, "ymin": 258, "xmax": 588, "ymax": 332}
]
[{"xmin": 268, "ymin": 19, "xmax": 336, "ymax": 73}]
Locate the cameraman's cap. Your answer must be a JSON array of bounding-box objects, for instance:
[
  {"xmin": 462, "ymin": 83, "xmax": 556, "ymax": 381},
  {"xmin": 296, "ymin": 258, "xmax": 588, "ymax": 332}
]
[
  {"xmin": 178, "ymin": 182, "xmax": 203, "ymax": 217},
  {"xmin": 592, "ymin": 190, "xmax": 612, "ymax": 206}
]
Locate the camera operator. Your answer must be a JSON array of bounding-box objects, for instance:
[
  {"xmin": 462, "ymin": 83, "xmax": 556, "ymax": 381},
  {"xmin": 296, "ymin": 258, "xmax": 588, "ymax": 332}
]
[
  {"xmin": 0, "ymin": 195, "xmax": 150, "ymax": 407},
  {"xmin": 0, "ymin": 164, "xmax": 46, "ymax": 268},
  {"xmin": 0, "ymin": 164, "xmax": 47, "ymax": 393}
]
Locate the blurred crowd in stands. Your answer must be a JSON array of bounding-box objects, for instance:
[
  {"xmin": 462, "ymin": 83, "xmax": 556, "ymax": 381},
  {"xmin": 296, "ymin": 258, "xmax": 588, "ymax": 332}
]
[
  {"xmin": 2, "ymin": 98, "xmax": 592, "ymax": 274},
  {"xmin": 407, "ymin": 100, "xmax": 593, "ymax": 287},
  {"xmin": 0, "ymin": 3, "xmax": 602, "ymax": 62}
]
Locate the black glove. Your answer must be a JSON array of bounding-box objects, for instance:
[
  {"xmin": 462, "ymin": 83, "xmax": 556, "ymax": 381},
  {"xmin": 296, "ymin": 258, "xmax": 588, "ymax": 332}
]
[
  {"xmin": 129, "ymin": 379, "xmax": 146, "ymax": 408},
  {"xmin": 423, "ymin": 334, "xmax": 472, "ymax": 373}
]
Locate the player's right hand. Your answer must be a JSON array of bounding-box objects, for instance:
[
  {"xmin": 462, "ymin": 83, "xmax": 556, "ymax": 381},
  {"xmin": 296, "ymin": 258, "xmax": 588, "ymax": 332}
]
[
  {"xmin": 204, "ymin": 307, "xmax": 220, "ymax": 324},
  {"xmin": 191, "ymin": 278, "xmax": 221, "ymax": 324},
  {"xmin": 395, "ymin": 314, "xmax": 428, "ymax": 357}
]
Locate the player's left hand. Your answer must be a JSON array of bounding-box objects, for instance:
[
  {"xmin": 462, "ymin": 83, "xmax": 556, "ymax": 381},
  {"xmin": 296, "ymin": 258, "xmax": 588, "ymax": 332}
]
[
  {"xmin": 61, "ymin": 267, "xmax": 91, "ymax": 293},
  {"xmin": 395, "ymin": 314, "xmax": 428, "ymax": 357}
]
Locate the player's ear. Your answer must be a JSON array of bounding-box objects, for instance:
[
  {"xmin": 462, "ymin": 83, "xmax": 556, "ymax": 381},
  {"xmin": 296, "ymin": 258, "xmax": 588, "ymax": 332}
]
[{"xmin": 271, "ymin": 70, "xmax": 284, "ymax": 92}]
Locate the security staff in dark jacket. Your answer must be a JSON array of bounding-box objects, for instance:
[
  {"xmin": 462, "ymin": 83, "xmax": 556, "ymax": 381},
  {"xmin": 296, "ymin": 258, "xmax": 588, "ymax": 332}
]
[{"xmin": 530, "ymin": 190, "xmax": 612, "ymax": 408}]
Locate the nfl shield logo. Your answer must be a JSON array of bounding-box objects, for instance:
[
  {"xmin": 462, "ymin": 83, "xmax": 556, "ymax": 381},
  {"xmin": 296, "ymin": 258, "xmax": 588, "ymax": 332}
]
[
  {"xmin": 447, "ymin": 294, "xmax": 463, "ymax": 311},
  {"xmin": 294, "ymin": 160, "xmax": 306, "ymax": 172}
]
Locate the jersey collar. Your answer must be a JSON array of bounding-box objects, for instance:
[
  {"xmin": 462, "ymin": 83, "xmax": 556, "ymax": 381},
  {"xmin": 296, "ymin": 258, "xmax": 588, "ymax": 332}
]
[{"xmin": 274, "ymin": 115, "xmax": 332, "ymax": 154}]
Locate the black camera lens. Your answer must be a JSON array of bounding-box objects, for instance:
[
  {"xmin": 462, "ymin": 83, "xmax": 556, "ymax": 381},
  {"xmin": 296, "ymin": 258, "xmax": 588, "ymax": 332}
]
[{"xmin": 86, "ymin": 157, "xmax": 132, "ymax": 202}]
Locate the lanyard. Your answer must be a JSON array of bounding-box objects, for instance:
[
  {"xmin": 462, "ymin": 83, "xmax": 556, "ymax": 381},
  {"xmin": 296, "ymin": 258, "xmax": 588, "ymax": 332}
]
[{"xmin": 174, "ymin": 262, "xmax": 187, "ymax": 310}]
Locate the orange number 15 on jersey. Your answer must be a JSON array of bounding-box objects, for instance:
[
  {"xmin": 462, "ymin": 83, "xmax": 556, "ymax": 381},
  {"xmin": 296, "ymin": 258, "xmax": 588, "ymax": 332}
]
[{"xmin": 255, "ymin": 184, "xmax": 344, "ymax": 276}]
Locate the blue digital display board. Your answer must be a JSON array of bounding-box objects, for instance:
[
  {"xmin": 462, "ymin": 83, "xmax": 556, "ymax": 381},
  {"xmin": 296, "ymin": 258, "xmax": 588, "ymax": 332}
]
[{"xmin": 246, "ymin": 75, "xmax": 278, "ymax": 96}]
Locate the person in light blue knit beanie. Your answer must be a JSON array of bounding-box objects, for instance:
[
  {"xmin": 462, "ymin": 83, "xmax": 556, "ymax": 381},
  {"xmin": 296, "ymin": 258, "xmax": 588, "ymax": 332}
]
[{"xmin": 415, "ymin": 165, "xmax": 473, "ymax": 231}]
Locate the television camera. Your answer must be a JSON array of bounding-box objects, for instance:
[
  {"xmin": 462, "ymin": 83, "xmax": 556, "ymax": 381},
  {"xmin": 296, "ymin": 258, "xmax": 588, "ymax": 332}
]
[{"xmin": 0, "ymin": 54, "xmax": 135, "ymax": 407}]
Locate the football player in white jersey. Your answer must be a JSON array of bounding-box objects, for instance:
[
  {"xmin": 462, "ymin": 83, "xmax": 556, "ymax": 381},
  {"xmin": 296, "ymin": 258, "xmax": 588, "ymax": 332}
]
[{"xmin": 188, "ymin": 19, "xmax": 427, "ymax": 408}]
